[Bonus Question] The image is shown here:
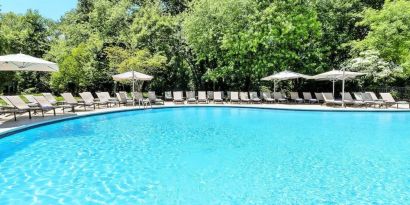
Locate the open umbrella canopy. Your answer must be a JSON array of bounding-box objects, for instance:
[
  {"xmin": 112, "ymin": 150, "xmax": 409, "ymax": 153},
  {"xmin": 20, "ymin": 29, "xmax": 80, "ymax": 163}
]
[
  {"xmin": 261, "ymin": 70, "xmax": 311, "ymax": 81},
  {"xmin": 112, "ymin": 71, "xmax": 153, "ymax": 104},
  {"xmin": 112, "ymin": 71, "xmax": 153, "ymax": 81},
  {"xmin": 261, "ymin": 70, "xmax": 311, "ymax": 92},
  {"xmin": 0, "ymin": 53, "xmax": 59, "ymax": 72},
  {"xmin": 312, "ymin": 69, "xmax": 366, "ymax": 107},
  {"xmin": 311, "ymin": 69, "xmax": 366, "ymax": 81}
]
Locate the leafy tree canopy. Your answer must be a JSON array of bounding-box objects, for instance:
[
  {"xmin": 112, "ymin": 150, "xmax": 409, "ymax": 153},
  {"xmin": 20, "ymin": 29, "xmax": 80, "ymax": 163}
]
[
  {"xmin": 353, "ymin": 0, "xmax": 410, "ymax": 74},
  {"xmin": 2, "ymin": 0, "xmax": 410, "ymax": 95}
]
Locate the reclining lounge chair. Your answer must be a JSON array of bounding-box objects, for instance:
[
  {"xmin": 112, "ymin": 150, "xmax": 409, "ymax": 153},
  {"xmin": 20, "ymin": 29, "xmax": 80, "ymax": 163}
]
[
  {"xmin": 229, "ymin": 92, "xmax": 240, "ymax": 104},
  {"xmin": 249, "ymin": 92, "xmax": 262, "ymax": 104}
]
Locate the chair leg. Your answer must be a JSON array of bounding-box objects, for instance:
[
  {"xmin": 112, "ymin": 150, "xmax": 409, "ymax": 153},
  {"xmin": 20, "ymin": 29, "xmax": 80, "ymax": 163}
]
[
  {"xmin": 14, "ymin": 112, "xmax": 17, "ymax": 121},
  {"xmin": 28, "ymin": 110, "xmax": 32, "ymax": 119},
  {"xmin": 41, "ymin": 110, "xmax": 44, "ymax": 117},
  {"xmin": 53, "ymin": 108, "xmax": 56, "ymax": 116}
]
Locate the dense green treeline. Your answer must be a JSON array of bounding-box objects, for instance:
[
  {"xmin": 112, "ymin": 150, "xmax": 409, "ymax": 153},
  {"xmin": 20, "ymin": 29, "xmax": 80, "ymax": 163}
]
[{"xmin": 0, "ymin": 0, "xmax": 409, "ymax": 94}]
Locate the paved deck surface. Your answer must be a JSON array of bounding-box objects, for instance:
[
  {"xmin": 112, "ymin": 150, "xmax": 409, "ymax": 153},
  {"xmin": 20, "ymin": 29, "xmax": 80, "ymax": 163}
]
[{"xmin": 1, "ymin": 102, "xmax": 409, "ymax": 134}]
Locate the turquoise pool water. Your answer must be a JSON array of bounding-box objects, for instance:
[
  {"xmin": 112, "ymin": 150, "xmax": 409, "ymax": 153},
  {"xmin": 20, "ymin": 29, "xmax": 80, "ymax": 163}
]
[{"xmin": 0, "ymin": 107, "xmax": 409, "ymax": 204}]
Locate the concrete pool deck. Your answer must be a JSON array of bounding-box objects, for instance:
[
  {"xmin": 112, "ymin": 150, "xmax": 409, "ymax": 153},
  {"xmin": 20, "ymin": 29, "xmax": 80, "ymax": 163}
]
[{"xmin": 1, "ymin": 102, "xmax": 409, "ymax": 134}]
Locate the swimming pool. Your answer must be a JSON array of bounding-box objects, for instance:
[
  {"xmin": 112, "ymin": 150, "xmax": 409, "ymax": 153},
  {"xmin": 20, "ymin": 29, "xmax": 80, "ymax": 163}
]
[{"xmin": 0, "ymin": 107, "xmax": 409, "ymax": 204}]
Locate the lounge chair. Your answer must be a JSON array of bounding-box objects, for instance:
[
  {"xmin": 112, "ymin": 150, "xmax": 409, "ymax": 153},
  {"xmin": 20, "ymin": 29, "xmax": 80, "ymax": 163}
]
[
  {"xmin": 273, "ymin": 92, "xmax": 287, "ymax": 103},
  {"xmin": 353, "ymin": 92, "xmax": 373, "ymax": 107},
  {"xmin": 0, "ymin": 96, "xmax": 19, "ymax": 120},
  {"xmin": 133, "ymin": 92, "xmax": 151, "ymax": 107},
  {"xmin": 173, "ymin": 91, "xmax": 184, "ymax": 104},
  {"xmin": 340, "ymin": 92, "xmax": 365, "ymax": 107},
  {"xmin": 213, "ymin": 91, "xmax": 224, "ymax": 104},
  {"xmin": 96, "ymin": 92, "xmax": 113, "ymax": 108},
  {"xmin": 79, "ymin": 92, "xmax": 99, "ymax": 109},
  {"xmin": 42, "ymin": 93, "xmax": 59, "ymax": 105},
  {"xmin": 290, "ymin": 92, "xmax": 303, "ymax": 104},
  {"xmin": 148, "ymin": 91, "xmax": 164, "ymax": 105},
  {"xmin": 322, "ymin": 93, "xmax": 343, "ymax": 106},
  {"xmin": 314, "ymin": 92, "xmax": 325, "ymax": 103},
  {"xmin": 353, "ymin": 92, "xmax": 363, "ymax": 101},
  {"xmin": 380, "ymin": 93, "xmax": 409, "ymax": 109},
  {"xmin": 116, "ymin": 92, "xmax": 133, "ymax": 106},
  {"xmin": 119, "ymin": 91, "xmax": 133, "ymax": 103},
  {"xmin": 303, "ymin": 92, "xmax": 318, "ymax": 104},
  {"xmin": 24, "ymin": 95, "xmax": 40, "ymax": 107},
  {"xmin": 100, "ymin": 92, "xmax": 119, "ymax": 106},
  {"xmin": 62, "ymin": 92, "xmax": 92, "ymax": 111},
  {"xmin": 261, "ymin": 92, "xmax": 275, "ymax": 103},
  {"xmin": 240, "ymin": 92, "xmax": 250, "ymax": 104},
  {"xmin": 186, "ymin": 91, "xmax": 197, "ymax": 104},
  {"xmin": 83, "ymin": 92, "xmax": 109, "ymax": 108},
  {"xmin": 249, "ymin": 92, "xmax": 261, "ymax": 104},
  {"xmin": 0, "ymin": 96, "xmax": 15, "ymax": 110},
  {"xmin": 229, "ymin": 92, "xmax": 240, "ymax": 104},
  {"xmin": 6, "ymin": 96, "xmax": 42, "ymax": 119},
  {"xmin": 197, "ymin": 91, "xmax": 208, "ymax": 104},
  {"xmin": 361, "ymin": 92, "xmax": 383, "ymax": 108},
  {"xmin": 164, "ymin": 91, "xmax": 173, "ymax": 101},
  {"xmin": 366, "ymin": 92, "xmax": 384, "ymax": 102},
  {"xmin": 33, "ymin": 95, "xmax": 66, "ymax": 116},
  {"xmin": 207, "ymin": 91, "xmax": 214, "ymax": 101}
]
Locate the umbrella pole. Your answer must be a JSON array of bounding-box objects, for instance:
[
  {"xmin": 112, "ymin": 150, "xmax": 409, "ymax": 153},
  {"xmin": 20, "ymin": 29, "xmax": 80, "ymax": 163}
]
[
  {"xmin": 274, "ymin": 80, "xmax": 276, "ymax": 93},
  {"xmin": 132, "ymin": 72, "xmax": 135, "ymax": 106},
  {"xmin": 332, "ymin": 80, "xmax": 335, "ymax": 97},
  {"xmin": 342, "ymin": 68, "xmax": 346, "ymax": 108}
]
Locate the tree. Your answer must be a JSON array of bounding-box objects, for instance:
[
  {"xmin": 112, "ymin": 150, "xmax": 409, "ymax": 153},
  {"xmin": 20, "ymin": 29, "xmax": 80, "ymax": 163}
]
[
  {"xmin": 128, "ymin": 1, "xmax": 193, "ymax": 91},
  {"xmin": 353, "ymin": 0, "xmax": 410, "ymax": 75},
  {"xmin": 2, "ymin": 0, "xmax": 408, "ymax": 94},
  {"xmin": 0, "ymin": 10, "xmax": 54, "ymax": 94},
  {"xmin": 183, "ymin": 0, "xmax": 323, "ymax": 90},
  {"xmin": 105, "ymin": 47, "xmax": 167, "ymax": 74},
  {"xmin": 50, "ymin": 44, "xmax": 93, "ymax": 93},
  {"xmin": 315, "ymin": 0, "xmax": 369, "ymax": 69},
  {"xmin": 343, "ymin": 50, "xmax": 404, "ymax": 88}
]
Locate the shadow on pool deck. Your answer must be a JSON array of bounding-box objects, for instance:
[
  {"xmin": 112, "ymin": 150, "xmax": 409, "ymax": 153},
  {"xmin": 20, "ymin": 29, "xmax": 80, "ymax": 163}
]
[{"xmin": 0, "ymin": 110, "xmax": 77, "ymax": 129}]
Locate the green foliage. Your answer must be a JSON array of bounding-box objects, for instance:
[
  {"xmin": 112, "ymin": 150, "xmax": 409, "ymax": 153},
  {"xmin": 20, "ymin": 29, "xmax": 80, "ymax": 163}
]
[
  {"xmin": 105, "ymin": 47, "xmax": 167, "ymax": 73},
  {"xmin": 0, "ymin": 10, "xmax": 52, "ymax": 56},
  {"xmin": 184, "ymin": 0, "xmax": 323, "ymax": 90},
  {"xmin": 50, "ymin": 43, "xmax": 93, "ymax": 93},
  {"xmin": 343, "ymin": 50, "xmax": 404, "ymax": 87},
  {"xmin": 3, "ymin": 0, "xmax": 410, "ymax": 95},
  {"xmin": 0, "ymin": 10, "xmax": 54, "ymax": 93},
  {"xmin": 353, "ymin": 0, "xmax": 410, "ymax": 73},
  {"xmin": 314, "ymin": 0, "xmax": 385, "ymax": 68}
]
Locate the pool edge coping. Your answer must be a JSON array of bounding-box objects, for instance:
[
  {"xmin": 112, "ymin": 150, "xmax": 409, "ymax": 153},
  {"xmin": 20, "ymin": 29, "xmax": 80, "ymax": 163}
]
[{"xmin": 1, "ymin": 104, "xmax": 409, "ymax": 138}]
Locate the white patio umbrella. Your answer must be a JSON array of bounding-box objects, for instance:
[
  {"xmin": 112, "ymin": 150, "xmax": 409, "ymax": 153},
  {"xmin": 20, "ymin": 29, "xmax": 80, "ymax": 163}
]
[
  {"xmin": 0, "ymin": 53, "xmax": 59, "ymax": 72},
  {"xmin": 311, "ymin": 69, "xmax": 366, "ymax": 107},
  {"xmin": 261, "ymin": 70, "xmax": 311, "ymax": 92},
  {"xmin": 112, "ymin": 71, "xmax": 153, "ymax": 104}
]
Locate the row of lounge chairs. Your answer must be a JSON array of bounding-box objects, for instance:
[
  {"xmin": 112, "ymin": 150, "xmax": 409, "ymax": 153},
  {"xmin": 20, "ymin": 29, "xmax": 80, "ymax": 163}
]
[
  {"xmin": 1, "ymin": 91, "xmax": 408, "ymax": 121},
  {"xmin": 322, "ymin": 92, "xmax": 409, "ymax": 108},
  {"xmin": 0, "ymin": 91, "xmax": 165, "ymax": 121},
  {"xmin": 165, "ymin": 91, "xmax": 409, "ymax": 108},
  {"xmin": 165, "ymin": 91, "xmax": 316, "ymax": 104}
]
